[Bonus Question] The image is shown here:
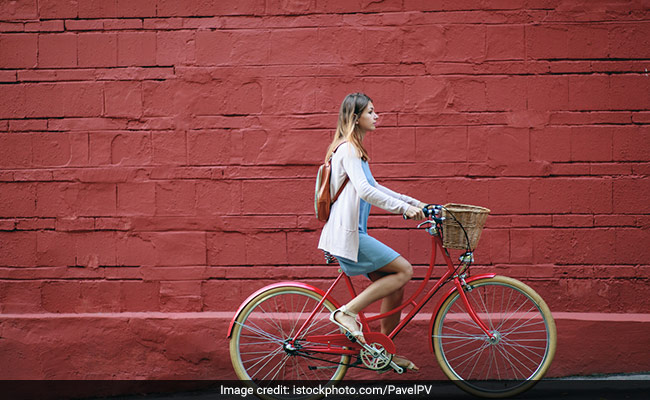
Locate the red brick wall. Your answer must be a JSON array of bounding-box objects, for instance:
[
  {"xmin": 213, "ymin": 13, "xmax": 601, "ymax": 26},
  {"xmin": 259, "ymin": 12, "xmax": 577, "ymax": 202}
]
[{"xmin": 1, "ymin": 0, "xmax": 649, "ymax": 380}]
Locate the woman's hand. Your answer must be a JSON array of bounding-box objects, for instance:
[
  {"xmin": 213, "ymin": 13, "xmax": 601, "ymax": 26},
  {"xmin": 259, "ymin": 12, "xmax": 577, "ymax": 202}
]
[{"xmin": 404, "ymin": 205, "xmax": 426, "ymax": 220}]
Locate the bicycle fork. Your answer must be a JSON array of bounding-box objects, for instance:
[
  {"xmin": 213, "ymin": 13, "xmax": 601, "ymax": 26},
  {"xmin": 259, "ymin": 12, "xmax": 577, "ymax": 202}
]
[{"xmin": 454, "ymin": 274, "xmax": 495, "ymax": 340}]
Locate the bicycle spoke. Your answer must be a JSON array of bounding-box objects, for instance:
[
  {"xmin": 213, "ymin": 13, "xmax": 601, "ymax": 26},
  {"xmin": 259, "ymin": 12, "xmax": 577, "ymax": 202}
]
[
  {"xmin": 231, "ymin": 287, "xmax": 350, "ymax": 394},
  {"xmin": 434, "ymin": 278, "xmax": 555, "ymax": 397}
]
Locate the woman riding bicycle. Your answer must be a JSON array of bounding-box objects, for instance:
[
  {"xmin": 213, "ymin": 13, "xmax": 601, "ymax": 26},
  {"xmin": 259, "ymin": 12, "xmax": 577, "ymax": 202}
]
[{"xmin": 318, "ymin": 92, "xmax": 431, "ymax": 372}]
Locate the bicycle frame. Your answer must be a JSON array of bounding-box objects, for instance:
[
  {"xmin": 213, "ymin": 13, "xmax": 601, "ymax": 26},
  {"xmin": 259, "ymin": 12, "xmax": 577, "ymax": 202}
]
[{"xmin": 287, "ymin": 222, "xmax": 496, "ymax": 355}]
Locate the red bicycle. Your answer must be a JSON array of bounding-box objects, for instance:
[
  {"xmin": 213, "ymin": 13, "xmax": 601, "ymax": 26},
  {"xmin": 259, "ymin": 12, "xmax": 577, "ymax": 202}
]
[{"xmin": 228, "ymin": 205, "xmax": 556, "ymax": 398}]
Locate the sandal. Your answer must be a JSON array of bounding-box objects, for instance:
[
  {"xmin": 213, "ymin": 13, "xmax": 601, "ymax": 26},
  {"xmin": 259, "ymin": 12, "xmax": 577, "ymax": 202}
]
[{"xmin": 329, "ymin": 305, "xmax": 366, "ymax": 344}]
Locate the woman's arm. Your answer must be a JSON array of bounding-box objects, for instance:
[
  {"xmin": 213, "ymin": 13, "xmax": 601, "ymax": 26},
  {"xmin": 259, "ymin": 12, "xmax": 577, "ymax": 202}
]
[
  {"xmin": 375, "ymin": 183, "xmax": 425, "ymax": 208},
  {"xmin": 339, "ymin": 145, "xmax": 410, "ymax": 215}
]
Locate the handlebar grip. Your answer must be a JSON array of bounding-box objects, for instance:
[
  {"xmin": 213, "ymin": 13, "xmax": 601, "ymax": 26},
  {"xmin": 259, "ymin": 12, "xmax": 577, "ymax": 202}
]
[{"xmin": 404, "ymin": 204, "xmax": 441, "ymax": 220}]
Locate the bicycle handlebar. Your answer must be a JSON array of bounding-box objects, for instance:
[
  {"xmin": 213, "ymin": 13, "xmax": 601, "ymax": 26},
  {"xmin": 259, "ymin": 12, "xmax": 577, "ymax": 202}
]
[{"xmin": 403, "ymin": 204, "xmax": 442, "ymax": 220}]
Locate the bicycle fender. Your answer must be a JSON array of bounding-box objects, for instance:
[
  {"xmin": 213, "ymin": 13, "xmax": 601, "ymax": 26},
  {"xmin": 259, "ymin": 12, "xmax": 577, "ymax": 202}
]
[
  {"xmin": 227, "ymin": 281, "xmax": 338, "ymax": 338},
  {"xmin": 427, "ymin": 273, "xmax": 496, "ymax": 354}
]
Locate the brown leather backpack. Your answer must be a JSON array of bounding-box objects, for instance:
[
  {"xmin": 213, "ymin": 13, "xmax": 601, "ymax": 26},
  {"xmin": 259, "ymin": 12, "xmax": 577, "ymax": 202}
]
[{"xmin": 314, "ymin": 144, "xmax": 349, "ymax": 222}]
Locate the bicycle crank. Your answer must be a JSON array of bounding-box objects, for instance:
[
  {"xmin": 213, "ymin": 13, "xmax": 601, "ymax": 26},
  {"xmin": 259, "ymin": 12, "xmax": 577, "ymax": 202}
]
[{"xmin": 359, "ymin": 342, "xmax": 394, "ymax": 371}]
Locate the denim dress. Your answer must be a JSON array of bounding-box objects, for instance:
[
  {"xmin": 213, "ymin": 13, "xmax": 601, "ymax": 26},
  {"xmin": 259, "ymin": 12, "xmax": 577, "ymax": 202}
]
[{"xmin": 335, "ymin": 161, "xmax": 400, "ymax": 277}]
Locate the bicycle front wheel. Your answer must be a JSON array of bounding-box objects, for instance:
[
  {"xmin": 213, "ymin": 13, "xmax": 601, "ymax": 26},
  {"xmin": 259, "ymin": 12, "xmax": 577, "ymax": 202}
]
[
  {"xmin": 230, "ymin": 286, "xmax": 349, "ymax": 399},
  {"xmin": 432, "ymin": 276, "xmax": 556, "ymax": 398}
]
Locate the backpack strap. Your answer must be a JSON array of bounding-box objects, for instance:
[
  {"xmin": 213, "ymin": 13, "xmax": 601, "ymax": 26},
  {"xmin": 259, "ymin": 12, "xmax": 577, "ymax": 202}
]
[
  {"xmin": 332, "ymin": 176, "xmax": 349, "ymax": 203},
  {"xmin": 330, "ymin": 141, "xmax": 349, "ymax": 203}
]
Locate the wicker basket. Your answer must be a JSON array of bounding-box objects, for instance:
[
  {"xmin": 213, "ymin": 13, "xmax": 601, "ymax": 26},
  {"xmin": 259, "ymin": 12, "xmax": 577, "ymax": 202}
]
[{"xmin": 442, "ymin": 203, "xmax": 491, "ymax": 250}]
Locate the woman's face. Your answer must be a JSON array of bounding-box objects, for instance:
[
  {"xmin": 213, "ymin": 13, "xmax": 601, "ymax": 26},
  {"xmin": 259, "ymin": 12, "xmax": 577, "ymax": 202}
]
[{"xmin": 356, "ymin": 101, "xmax": 378, "ymax": 133}]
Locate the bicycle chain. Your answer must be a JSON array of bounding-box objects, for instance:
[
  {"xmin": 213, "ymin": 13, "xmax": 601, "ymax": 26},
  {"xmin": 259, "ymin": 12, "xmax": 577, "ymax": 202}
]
[{"xmin": 295, "ymin": 349, "xmax": 393, "ymax": 373}]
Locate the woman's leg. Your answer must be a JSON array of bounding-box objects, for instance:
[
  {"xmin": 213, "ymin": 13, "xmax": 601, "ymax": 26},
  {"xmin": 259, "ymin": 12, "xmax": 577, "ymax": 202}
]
[
  {"xmin": 367, "ymin": 270, "xmax": 404, "ymax": 336},
  {"xmin": 345, "ymin": 255, "xmax": 412, "ymax": 314},
  {"xmin": 332, "ymin": 256, "xmax": 412, "ymax": 344},
  {"xmin": 343, "ymin": 256, "xmax": 419, "ymax": 370}
]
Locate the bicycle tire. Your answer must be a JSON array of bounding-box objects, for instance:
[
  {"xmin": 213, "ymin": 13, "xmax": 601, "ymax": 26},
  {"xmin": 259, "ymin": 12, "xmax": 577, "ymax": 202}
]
[
  {"xmin": 432, "ymin": 276, "xmax": 556, "ymax": 398},
  {"xmin": 230, "ymin": 286, "xmax": 349, "ymax": 400}
]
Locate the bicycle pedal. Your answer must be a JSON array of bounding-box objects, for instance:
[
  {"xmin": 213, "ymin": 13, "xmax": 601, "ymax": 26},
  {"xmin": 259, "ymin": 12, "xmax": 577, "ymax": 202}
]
[{"xmin": 344, "ymin": 332, "xmax": 357, "ymax": 343}]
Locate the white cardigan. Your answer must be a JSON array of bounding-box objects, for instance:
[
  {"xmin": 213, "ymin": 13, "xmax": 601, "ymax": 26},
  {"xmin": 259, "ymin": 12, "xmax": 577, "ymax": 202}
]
[{"xmin": 317, "ymin": 142, "xmax": 420, "ymax": 262}]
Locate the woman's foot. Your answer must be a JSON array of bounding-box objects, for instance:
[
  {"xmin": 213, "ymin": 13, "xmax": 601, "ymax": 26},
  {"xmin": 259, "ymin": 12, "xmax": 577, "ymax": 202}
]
[
  {"xmin": 330, "ymin": 306, "xmax": 366, "ymax": 344},
  {"xmin": 393, "ymin": 355, "xmax": 419, "ymax": 371}
]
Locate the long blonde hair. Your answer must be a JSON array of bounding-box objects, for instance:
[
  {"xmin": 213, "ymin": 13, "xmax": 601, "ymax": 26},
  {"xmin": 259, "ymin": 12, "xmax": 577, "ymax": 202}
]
[{"xmin": 324, "ymin": 93, "xmax": 372, "ymax": 162}]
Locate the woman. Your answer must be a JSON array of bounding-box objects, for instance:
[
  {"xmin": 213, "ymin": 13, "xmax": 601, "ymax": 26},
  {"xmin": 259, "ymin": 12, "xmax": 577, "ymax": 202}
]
[{"xmin": 318, "ymin": 93, "xmax": 429, "ymax": 371}]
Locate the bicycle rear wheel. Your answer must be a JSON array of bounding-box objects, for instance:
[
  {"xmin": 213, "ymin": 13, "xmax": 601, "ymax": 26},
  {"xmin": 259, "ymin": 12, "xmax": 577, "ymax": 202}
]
[
  {"xmin": 230, "ymin": 286, "xmax": 349, "ymax": 400},
  {"xmin": 432, "ymin": 276, "xmax": 556, "ymax": 398}
]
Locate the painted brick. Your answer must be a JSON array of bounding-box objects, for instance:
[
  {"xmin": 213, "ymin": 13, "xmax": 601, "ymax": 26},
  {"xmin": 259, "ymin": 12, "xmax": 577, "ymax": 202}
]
[
  {"xmin": 510, "ymin": 229, "xmax": 533, "ymax": 263},
  {"xmin": 101, "ymin": 132, "xmax": 152, "ymax": 166},
  {"xmin": 117, "ymin": 182, "xmax": 156, "ymax": 215},
  {"xmin": 530, "ymin": 127, "xmax": 571, "ymax": 162},
  {"xmin": 533, "ymin": 228, "xmax": 617, "ymax": 265},
  {"xmin": 486, "ymin": 127, "xmax": 530, "ymax": 164},
  {"xmin": 32, "ymin": 132, "xmax": 72, "ymax": 167},
  {"xmin": 207, "ymin": 232, "xmax": 247, "ymax": 266},
  {"xmin": 0, "ymin": 182, "xmax": 36, "ymax": 218},
  {"xmin": 486, "ymin": 76, "xmax": 527, "ymax": 111},
  {"xmin": 117, "ymin": 32, "xmax": 156, "ymax": 67},
  {"xmin": 187, "ymin": 130, "xmax": 241, "ymax": 165},
  {"xmin": 116, "ymin": 0, "xmax": 156, "ymax": 18},
  {"xmin": 570, "ymin": 126, "xmax": 613, "ymax": 162},
  {"xmin": 568, "ymin": 25, "xmax": 609, "ymax": 59},
  {"xmin": 36, "ymin": 231, "xmax": 76, "ymax": 267},
  {"xmin": 0, "ymin": 133, "xmax": 32, "ymax": 168},
  {"xmin": 608, "ymin": 22, "xmax": 650, "ymax": 59},
  {"xmin": 615, "ymin": 228, "xmax": 650, "ymax": 265},
  {"xmin": 157, "ymin": 0, "xmax": 266, "ymax": 17},
  {"xmin": 78, "ymin": 33, "xmax": 117, "ymax": 67},
  {"xmin": 443, "ymin": 24, "xmax": 486, "ymax": 62},
  {"xmin": 486, "ymin": 25, "xmax": 525, "ymax": 60},
  {"xmin": 119, "ymin": 281, "xmax": 160, "ymax": 311},
  {"xmin": 488, "ymin": 179, "xmax": 530, "ymax": 214},
  {"xmin": 373, "ymin": 127, "xmax": 416, "ymax": 163},
  {"xmin": 195, "ymin": 30, "xmax": 232, "ymax": 65},
  {"xmin": 38, "ymin": 33, "xmax": 77, "ymax": 67},
  {"xmin": 195, "ymin": 180, "xmax": 241, "ymax": 216},
  {"xmin": 246, "ymin": 232, "xmax": 288, "ymax": 265},
  {"xmin": 78, "ymin": 0, "xmax": 116, "ymax": 18},
  {"xmin": 527, "ymin": 75, "xmax": 569, "ymax": 111},
  {"xmin": 415, "ymin": 126, "xmax": 467, "ymax": 163},
  {"xmin": 0, "ymin": 231, "xmax": 37, "ymax": 267},
  {"xmin": 609, "ymin": 74, "xmax": 650, "ymax": 111},
  {"xmin": 104, "ymin": 81, "xmax": 143, "ymax": 119},
  {"xmin": 613, "ymin": 126, "xmax": 650, "ymax": 162},
  {"xmin": 25, "ymin": 20, "xmax": 64, "ymax": 32},
  {"xmin": 527, "ymin": 24, "xmax": 568, "ymax": 59},
  {"xmin": 0, "ymin": 281, "xmax": 43, "ymax": 313},
  {"xmin": 38, "ymin": 0, "xmax": 79, "ymax": 19},
  {"xmin": 75, "ymin": 231, "xmax": 117, "ymax": 267},
  {"xmin": 155, "ymin": 181, "xmax": 196, "ymax": 216},
  {"xmin": 568, "ymin": 75, "xmax": 610, "ymax": 111},
  {"xmin": 156, "ymin": 31, "xmax": 195, "ymax": 66},
  {"xmin": 448, "ymin": 77, "xmax": 486, "ymax": 111},
  {"xmin": 403, "ymin": 76, "xmax": 449, "ymax": 113},
  {"xmin": 0, "ymin": 33, "xmax": 37, "ymax": 68},
  {"xmin": 152, "ymin": 131, "xmax": 187, "ymax": 165},
  {"xmin": 613, "ymin": 177, "xmax": 650, "ymax": 214},
  {"xmin": 242, "ymin": 179, "xmax": 314, "ymax": 214},
  {"xmin": 269, "ymin": 28, "xmax": 320, "ymax": 65},
  {"xmin": 444, "ymin": 178, "xmax": 489, "ymax": 206},
  {"xmin": 103, "ymin": 18, "xmax": 143, "ymax": 30},
  {"xmin": 36, "ymin": 183, "xmax": 117, "ymax": 217}
]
